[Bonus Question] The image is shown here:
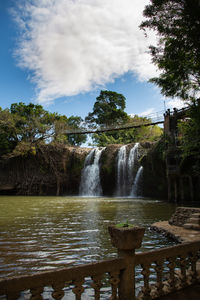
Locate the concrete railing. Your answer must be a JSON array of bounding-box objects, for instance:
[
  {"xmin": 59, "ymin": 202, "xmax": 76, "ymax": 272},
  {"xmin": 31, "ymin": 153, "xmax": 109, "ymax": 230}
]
[{"xmin": 0, "ymin": 226, "xmax": 200, "ymax": 300}]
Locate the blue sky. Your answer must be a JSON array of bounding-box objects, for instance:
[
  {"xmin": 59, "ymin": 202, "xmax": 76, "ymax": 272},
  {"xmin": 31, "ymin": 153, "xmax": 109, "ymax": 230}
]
[{"xmin": 0, "ymin": 0, "xmax": 183, "ymax": 120}]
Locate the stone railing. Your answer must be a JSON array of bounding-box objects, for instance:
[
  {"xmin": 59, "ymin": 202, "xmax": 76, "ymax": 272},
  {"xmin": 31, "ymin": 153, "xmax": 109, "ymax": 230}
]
[
  {"xmin": 135, "ymin": 241, "xmax": 200, "ymax": 299},
  {"xmin": 0, "ymin": 226, "xmax": 200, "ymax": 300}
]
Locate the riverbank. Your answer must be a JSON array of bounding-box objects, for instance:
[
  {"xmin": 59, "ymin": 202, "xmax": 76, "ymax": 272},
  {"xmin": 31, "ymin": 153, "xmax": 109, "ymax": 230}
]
[
  {"xmin": 151, "ymin": 220, "xmax": 200, "ymax": 243},
  {"xmin": 151, "ymin": 206, "xmax": 200, "ymax": 243}
]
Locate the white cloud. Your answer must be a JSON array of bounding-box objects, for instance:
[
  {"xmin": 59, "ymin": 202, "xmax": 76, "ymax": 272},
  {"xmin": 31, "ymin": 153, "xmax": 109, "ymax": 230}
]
[
  {"xmin": 165, "ymin": 98, "xmax": 187, "ymax": 110},
  {"xmin": 139, "ymin": 108, "xmax": 156, "ymax": 117},
  {"xmin": 14, "ymin": 0, "xmax": 157, "ymax": 104}
]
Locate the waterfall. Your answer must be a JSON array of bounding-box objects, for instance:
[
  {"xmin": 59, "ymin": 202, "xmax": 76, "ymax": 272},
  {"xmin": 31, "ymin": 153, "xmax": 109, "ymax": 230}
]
[
  {"xmin": 79, "ymin": 148, "xmax": 104, "ymax": 196},
  {"xmin": 116, "ymin": 143, "xmax": 143, "ymax": 197},
  {"xmin": 116, "ymin": 145, "xmax": 127, "ymax": 196},
  {"xmin": 131, "ymin": 166, "xmax": 144, "ymax": 197},
  {"xmin": 127, "ymin": 142, "xmax": 139, "ymax": 188}
]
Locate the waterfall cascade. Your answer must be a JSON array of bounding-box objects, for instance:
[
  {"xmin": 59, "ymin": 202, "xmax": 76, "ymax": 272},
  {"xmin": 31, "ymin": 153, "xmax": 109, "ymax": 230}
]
[
  {"xmin": 130, "ymin": 166, "xmax": 144, "ymax": 197},
  {"xmin": 116, "ymin": 145, "xmax": 127, "ymax": 196},
  {"xmin": 116, "ymin": 143, "xmax": 143, "ymax": 197},
  {"xmin": 79, "ymin": 148, "xmax": 104, "ymax": 196}
]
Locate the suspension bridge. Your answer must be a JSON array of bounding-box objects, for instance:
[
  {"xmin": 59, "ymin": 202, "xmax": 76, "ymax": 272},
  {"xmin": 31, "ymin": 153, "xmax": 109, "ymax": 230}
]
[{"xmin": 65, "ymin": 110, "xmax": 165, "ymax": 135}]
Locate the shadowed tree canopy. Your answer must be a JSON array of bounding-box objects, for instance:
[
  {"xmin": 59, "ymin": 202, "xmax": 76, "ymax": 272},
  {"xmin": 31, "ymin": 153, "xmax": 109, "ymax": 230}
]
[
  {"xmin": 140, "ymin": 0, "xmax": 200, "ymax": 101},
  {"xmin": 141, "ymin": 0, "xmax": 200, "ymax": 170}
]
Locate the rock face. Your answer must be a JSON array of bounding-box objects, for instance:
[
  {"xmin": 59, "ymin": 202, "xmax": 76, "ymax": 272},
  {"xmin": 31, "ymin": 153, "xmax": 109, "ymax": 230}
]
[
  {"xmin": 169, "ymin": 207, "xmax": 200, "ymax": 227},
  {"xmin": 0, "ymin": 141, "xmax": 168, "ymax": 198},
  {"xmin": 141, "ymin": 142, "xmax": 168, "ymax": 199},
  {"xmin": 0, "ymin": 145, "xmax": 90, "ymax": 196}
]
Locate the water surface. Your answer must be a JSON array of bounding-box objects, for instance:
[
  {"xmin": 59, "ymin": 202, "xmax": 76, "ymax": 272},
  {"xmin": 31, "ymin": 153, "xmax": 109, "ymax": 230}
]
[{"xmin": 0, "ymin": 196, "xmax": 177, "ymax": 278}]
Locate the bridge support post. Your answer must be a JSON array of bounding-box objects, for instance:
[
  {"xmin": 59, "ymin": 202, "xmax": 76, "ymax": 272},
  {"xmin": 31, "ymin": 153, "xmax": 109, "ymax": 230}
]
[{"xmin": 108, "ymin": 225, "xmax": 145, "ymax": 300}]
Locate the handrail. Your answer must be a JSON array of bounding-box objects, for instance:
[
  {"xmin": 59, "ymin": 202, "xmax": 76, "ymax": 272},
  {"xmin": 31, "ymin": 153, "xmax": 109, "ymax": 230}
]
[
  {"xmin": 0, "ymin": 258, "xmax": 125, "ymax": 299},
  {"xmin": 135, "ymin": 240, "xmax": 200, "ymax": 265},
  {"xmin": 0, "ymin": 233, "xmax": 199, "ymax": 299},
  {"xmin": 135, "ymin": 240, "xmax": 200, "ymax": 299},
  {"xmin": 65, "ymin": 120, "xmax": 164, "ymax": 135}
]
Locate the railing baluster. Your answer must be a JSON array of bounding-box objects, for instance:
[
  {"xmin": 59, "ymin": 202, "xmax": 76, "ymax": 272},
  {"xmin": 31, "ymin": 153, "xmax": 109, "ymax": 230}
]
[
  {"xmin": 154, "ymin": 259, "xmax": 164, "ymax": 296},
  {"xmin": 190, "ymin": 252, "xmax": 198, "ymax": 278},
  {"xmin": 52, "ymin": 283, "xmax": 65, "ymax": 299},
  {"xmin": 109, "ymin": 271, "xmax": 120, "ymax": 300},
  {"xmin": 180, "ymin": 255, "xmax": 187, "ymax": 288},
  {"xmin": 1, "ymin": 241, "xmax": 200, "ymax": 300},
  {"xmin": 91, "ymin": 274, "xmax": 102, "ymax": 300},
  {"xmin": 167, "ymin": 257, "xmax": 176, "ymax": 292},
  {"xmin": 72, "ymin": 278, "xmax": 85, "ymax": 300},
  {"xmin": 30, "ymin": 287, "xmax": 43, "ymax": 300},
  {"xmin": 141, "ymin": 263, "xmax": 151, "ymax": 299}
]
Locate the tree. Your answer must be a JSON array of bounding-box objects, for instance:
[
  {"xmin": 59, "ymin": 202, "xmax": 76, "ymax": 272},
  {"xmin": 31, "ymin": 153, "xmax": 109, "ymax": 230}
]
[
  {"xmin": 85, "ymin": 90, "xmax": 128, "ymax": 127},
  {"xmin": 67, "ymin": 116, "xmax": 87, "ymax": 146},
  {"xmin": 85, "ymin": 91, "xmax": 162, "ymax": 146},
  {"xmin": 91, "ymin": 115, "xmax": 162, "ymax": 146},
  {"xmin": 178, "ymin": 102, "xmax": 200, "ymax": 158},
  {"xmin": 140, "ymin": 0, "xmax": 200, "ymax": 101},
  {"xmin": 0, "ymin": 102, "xmax": 87, "ymax": 158},
  {"xmin": 0, "ymin": 108, "xmax": 18, "ymax": 156},
  {"xmin": 10, "ymin": 102, "xmax": 56, "ymax": 144}
]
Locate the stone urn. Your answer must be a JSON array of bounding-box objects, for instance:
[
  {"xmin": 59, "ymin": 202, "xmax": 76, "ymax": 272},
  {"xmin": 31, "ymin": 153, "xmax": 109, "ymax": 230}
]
[{"xmin": 108, "ymin": 224, "xmax": 145, "ymax": 250}]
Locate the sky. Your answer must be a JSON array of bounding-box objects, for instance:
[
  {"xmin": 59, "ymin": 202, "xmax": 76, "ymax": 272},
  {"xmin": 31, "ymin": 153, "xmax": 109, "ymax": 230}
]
[{"xmin": 0, "ymin": 0, "xmax": 185, "ymax": 120}]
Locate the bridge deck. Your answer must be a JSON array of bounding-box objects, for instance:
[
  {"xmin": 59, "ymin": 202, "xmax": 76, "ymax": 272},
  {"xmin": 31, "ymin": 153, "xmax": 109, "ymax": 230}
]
[{"xmin": 66, "ymin": 120, "xmax": 164, "ymax": 135}]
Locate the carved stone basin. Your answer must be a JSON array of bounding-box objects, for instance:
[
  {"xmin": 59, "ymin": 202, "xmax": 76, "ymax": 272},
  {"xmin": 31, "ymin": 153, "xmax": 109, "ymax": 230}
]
[{"xmin": 108, "ymin": 225, "xmax": 145, "ymax": 250}]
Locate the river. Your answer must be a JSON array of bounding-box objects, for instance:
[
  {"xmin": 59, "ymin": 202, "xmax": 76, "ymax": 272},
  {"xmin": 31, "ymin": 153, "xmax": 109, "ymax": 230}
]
[{"xmin": 0, "ymin": 196, "xmax": 177, "ymax": 280}]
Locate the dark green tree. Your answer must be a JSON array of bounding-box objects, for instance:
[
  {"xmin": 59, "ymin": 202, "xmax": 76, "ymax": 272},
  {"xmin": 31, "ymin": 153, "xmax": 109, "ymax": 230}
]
[
  {"xmin": 140, "ymin": 0, "xmax": 200, "ymax": 101},
  {"xmin": 141, "ymin": 0, "xmax": 200, "ymax": 168},
  {"xmin": 85, "ymin": 90, "xmax": 128, "ymax": 127},
  {"xmin": 0, "ymin": 107, "xmax": 18, "ymax": 156}
]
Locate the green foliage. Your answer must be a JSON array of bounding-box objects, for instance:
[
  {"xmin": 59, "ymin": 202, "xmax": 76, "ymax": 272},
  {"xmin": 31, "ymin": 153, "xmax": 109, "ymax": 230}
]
[
  {"xmin": 0, "ymin": 108, "xmax": 18, "ymax": 156},
  {"xmin": 115, "ymin": 221, "xmax": 134, "ymax": 228},
  {"xmin": 67, "ymin": 116, "xmax": 87, "ymax": 146},
  {"xmin": 0, "ymin": 102, "xmax": 86, "ymax": 158},
  {"xmin": 86, "ymin": 90, "xmax": 162, "ymax": 146},
  {"xmin": 89, "ymin": 116, "xmax": 162, "ymax": 146},
  {"xmin": 10, "ymin": 102, "xmax": 56, "ymax": 144},
  {"xmin": 85, "ymin": 90, "xmax": 128, "ymax": 127},
  {"xmin": 140, "ymin": 0, "xmax": 200, "ymax": 102},
  {"xmin": 178, "ymin": 101, "xmax": 200, "ymax": 159}
]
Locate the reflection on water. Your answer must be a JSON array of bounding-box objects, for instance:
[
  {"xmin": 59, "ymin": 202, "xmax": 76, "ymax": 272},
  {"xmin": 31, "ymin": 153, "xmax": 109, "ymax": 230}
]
[{"xmin": 0, "ymin": 196, "xmax": 177, "ymax": 278}]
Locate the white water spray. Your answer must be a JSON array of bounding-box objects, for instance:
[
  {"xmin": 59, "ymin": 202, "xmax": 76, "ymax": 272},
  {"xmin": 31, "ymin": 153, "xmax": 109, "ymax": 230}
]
[
  {"xmin": 131, "ymin": 166, "xmax": 144, "ymax": 197},
  {"xmin": 116, "ymin": 145, "xmax": 127, "ymax": 196},
  {"xmin": 79, "ymin": 148, "xmax": 104, "ymax": 196},
  {"xmin": 128, "ymin": 142, "xmax": 139, "ymax": 186},
  {"xmin": 115, "ymin": 143, "xmax": 143, "ymax": 197}
]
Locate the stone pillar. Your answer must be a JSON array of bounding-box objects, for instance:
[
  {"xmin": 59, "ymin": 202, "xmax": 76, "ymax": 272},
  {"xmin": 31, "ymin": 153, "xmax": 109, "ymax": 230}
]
[{"xmin": 108, "ymin": 225, "xmax": 145, "ymax": 300}]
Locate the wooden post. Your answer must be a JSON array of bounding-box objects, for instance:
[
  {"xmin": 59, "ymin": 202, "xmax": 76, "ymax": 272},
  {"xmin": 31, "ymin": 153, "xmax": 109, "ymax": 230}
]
[{"xmin": 108, "ymin": 225, "xmax": 145, "ymax": 300}]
